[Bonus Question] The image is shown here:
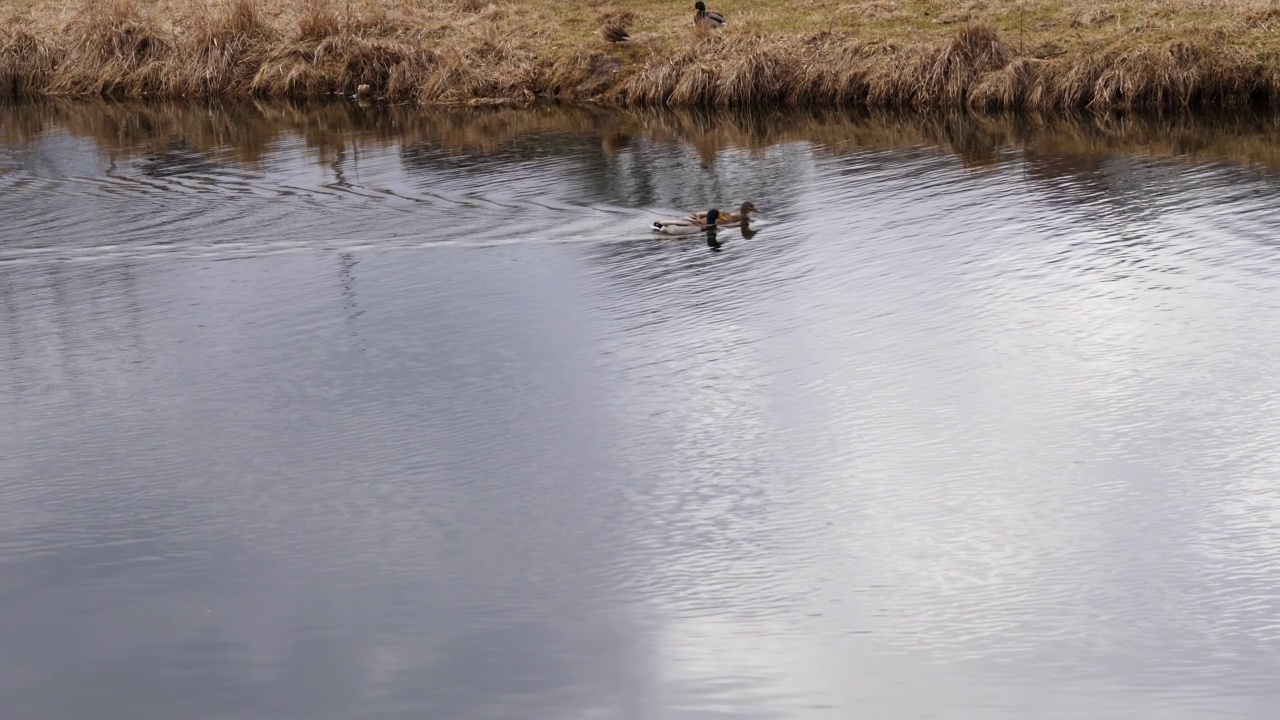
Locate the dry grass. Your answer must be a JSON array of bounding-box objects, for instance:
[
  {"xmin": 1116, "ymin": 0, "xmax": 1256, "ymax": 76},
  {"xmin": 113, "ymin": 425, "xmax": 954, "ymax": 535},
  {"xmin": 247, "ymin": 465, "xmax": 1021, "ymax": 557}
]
[{"xmin": 3, "ymin": 0, "xmax": 1280, "ymax": 110}]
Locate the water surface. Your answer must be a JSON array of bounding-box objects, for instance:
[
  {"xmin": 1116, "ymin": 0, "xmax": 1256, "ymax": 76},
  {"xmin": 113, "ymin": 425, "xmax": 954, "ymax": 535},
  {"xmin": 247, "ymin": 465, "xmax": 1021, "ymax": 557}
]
[{"xmin": 2, "ymin": 100, "xmax": 1279, "ymax": 719}]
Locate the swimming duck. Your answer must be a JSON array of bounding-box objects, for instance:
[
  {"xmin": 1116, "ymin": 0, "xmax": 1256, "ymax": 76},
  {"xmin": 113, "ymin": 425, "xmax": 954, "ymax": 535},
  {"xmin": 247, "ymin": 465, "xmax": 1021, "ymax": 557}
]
[
  {"xmin": 652, "ymin": 208, "xmax": 721, "ymax": 235},
  {"xmin": 686, "ymin": 201, "xmax": 756, "ymax": 225},
  {"xmin": 694, "ymin": 1, "xmax": 725, "ymax": 27}
]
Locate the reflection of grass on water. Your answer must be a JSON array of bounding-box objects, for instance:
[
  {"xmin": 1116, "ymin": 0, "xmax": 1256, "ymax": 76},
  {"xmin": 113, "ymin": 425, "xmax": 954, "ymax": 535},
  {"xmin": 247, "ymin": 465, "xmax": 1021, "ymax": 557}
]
[
  {"xmin": 4, "ymin": 0, "xmax": 1280, "ymax": 110},
  {"xmin": 7, "ymin": 99, "xmax": 1280, "ymax": 174}
]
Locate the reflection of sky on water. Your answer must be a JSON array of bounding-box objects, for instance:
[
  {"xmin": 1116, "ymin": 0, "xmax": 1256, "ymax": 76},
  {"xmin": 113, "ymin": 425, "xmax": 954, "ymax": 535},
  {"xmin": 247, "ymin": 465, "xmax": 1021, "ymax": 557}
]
[{"xmin": 2, "ymin": 102, "xmax": 1280, "ymax": 719}]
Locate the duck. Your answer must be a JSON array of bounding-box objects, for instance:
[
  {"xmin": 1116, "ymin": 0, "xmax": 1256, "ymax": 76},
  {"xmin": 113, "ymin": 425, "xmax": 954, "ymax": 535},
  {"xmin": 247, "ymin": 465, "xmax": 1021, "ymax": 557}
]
[
  {"xmin": 694, "ymin": 1, "xmax": 726, "ymax": 27},
  {"xmin": 652, "ymin": 208, "xmax": 722, "ymax": 235},
  {"xmin": 600, "ymin": 23, "xmax": 630, "ymax": 43},
  {"xmin": 686, "ymin": 201, "xmax": 756, "ymax": 225}
]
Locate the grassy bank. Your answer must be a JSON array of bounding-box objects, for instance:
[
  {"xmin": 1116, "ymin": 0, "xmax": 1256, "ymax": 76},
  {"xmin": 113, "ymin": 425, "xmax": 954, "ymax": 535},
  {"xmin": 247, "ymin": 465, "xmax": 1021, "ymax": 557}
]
[{"xmin": 3, "ymin": 0, "xmax": 1280, "ymax": 111}]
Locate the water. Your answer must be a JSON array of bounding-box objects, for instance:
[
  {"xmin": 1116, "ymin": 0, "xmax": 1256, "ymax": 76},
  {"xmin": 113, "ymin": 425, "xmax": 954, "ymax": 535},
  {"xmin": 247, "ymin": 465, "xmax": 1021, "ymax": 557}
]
[{"xmin": 2, "ymin": 100, "xmax": 1279, "ymax": 719}]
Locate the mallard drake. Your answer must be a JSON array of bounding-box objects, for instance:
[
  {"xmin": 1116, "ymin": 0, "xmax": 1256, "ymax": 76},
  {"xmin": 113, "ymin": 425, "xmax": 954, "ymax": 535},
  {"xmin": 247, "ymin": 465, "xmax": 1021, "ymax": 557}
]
[
  {"xmin": 694, "ymin": 1, "xmax": 725, "ymax": 27},
  {"xmin": 686, "ymin": 201, "xmax": 756, "ymax": 225},
  {"xmin": 652, "ymin": 208, "xmax": 722, "ymax": 235}
]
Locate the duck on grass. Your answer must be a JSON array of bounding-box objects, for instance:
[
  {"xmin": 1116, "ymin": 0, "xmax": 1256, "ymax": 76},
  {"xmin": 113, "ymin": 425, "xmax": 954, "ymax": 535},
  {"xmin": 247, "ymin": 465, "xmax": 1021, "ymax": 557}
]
[{"xmin": 694, "ymin": 1, "xmax": 726, "ymax": 28}]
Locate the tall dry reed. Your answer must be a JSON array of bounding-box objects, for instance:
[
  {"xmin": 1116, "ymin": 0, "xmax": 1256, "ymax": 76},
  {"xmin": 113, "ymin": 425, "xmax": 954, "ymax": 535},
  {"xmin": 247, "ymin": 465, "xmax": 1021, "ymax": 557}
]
[{"xmin": 3, "ymin": 0, "xmax": 1280, "ymax": 111}]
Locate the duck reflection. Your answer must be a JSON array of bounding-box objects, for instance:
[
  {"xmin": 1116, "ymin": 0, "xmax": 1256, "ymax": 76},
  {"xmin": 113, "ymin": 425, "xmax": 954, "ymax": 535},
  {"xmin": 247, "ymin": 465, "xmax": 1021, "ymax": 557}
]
[
  {"xmin": 705, "ymin": 217, "xmax": 758, "ymax": 251},
  {"xmin": 706, "ymin": 227, "xmax": 721, "ymax": 251}
]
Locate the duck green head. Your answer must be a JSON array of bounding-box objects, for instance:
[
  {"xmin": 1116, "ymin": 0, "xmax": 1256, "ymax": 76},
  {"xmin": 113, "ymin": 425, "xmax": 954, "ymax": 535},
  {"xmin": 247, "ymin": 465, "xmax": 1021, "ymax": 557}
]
[
  {"xmin": 695, "ymin": 1, "xmax": 707, "ymax": 10},
  {"xmin": 706, "ymin": 208, "xmax": 720, "ymax": 225}
]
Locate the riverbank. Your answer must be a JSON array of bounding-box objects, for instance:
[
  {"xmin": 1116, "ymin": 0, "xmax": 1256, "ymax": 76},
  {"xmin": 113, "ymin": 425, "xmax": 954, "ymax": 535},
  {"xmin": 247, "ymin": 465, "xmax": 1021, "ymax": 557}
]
[{"xmin": 3, "ymin": 0, "xmax": 1280, "ymax": 111}]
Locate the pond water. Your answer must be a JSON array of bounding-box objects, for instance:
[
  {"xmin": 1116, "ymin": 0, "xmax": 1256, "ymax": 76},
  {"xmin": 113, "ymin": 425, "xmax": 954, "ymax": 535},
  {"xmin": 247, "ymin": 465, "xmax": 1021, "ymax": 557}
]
[{"xmin": 2, "ymin": 100, "xmax": 1279, "ymax": 720}]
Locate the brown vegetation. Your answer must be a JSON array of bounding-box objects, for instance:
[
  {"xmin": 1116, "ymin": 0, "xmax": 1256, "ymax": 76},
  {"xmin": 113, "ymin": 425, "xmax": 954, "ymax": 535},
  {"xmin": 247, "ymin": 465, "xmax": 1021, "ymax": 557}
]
[
  {"xmin": 3, "ymin": 0, "xmax": 1280, "ymax": 111},
  {"xmin": 8, "ymin": 99, "xmax": 1280, "ymax": 173}
]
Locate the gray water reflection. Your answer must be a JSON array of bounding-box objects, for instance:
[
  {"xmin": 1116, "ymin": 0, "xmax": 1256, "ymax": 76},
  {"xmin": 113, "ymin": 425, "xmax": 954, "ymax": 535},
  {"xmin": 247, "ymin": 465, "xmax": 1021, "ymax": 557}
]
[{"xmin": 2, "ymin": 100, "xmax": 1279, "ymax": 720}]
